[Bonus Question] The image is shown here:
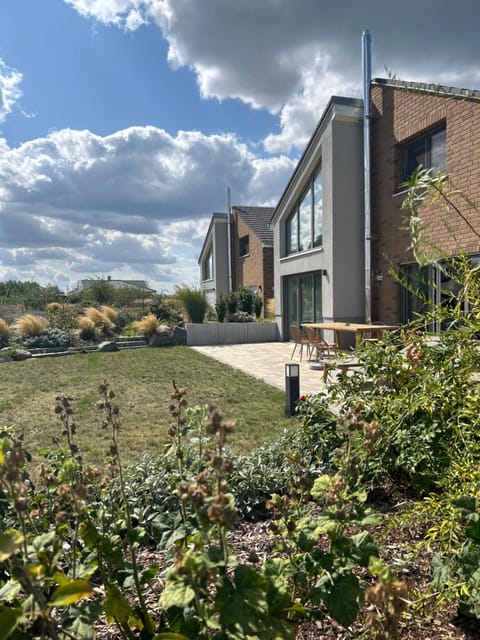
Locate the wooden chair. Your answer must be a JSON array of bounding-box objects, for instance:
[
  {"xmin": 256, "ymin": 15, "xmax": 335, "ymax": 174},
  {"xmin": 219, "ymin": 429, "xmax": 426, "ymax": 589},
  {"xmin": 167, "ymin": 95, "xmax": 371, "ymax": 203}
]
[
  {"xmin": 305, "ymin": 326, "xmax": 337, "ymax": 361},
  {"xmin": 290, "ymin": 325, "xmax": 311, "ymax": 361}
]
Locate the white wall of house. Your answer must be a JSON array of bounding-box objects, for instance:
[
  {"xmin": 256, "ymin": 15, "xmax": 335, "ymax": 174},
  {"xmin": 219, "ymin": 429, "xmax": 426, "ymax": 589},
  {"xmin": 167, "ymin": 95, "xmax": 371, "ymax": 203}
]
[
  {"xmin": 272, "ymin": 98, "xmax": 364, "ymax": 339},
  {"xmin": 199, "ymin": 215, "xmax": 230, "ymax": 305}
]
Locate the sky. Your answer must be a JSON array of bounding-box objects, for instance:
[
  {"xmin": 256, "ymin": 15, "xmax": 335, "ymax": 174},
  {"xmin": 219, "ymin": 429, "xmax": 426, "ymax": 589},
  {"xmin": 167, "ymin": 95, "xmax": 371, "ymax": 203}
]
[{"xmin": 0, "ymin": 0, "xmax": 479, "ymax": 293}]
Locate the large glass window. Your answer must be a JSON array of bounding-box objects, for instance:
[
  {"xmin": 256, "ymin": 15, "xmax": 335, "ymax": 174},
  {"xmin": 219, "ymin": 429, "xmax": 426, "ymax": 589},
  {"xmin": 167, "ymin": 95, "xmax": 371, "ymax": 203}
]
[
  {"xmin": 313, "ymin": 169, "xmax": 323, "ymax": 248},
  {"xmin": 402, "ymin": 126, "xmax": 446, "ymax": 182},
  {"xmin": 286, "ymin": 165, "xmax": 323, "ymax": 255},
  {"xmin": 203, "ymin": 248, "xmax": 213, "ymax": 281}
]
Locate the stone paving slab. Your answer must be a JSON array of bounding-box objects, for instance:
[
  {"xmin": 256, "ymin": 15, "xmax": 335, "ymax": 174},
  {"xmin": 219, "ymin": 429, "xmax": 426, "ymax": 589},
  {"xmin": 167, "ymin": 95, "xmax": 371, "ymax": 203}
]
[{"xmin": 191, "ymin": 341, "xmax": 329, "ymax": 396}]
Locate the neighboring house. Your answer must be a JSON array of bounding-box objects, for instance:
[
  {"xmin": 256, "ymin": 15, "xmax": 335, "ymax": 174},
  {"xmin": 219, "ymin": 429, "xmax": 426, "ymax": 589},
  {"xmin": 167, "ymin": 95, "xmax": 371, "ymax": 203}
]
[
  {"xmin": 370, "ymin": 78, "xmax": 480, "ymax": 325},
  {"xmin": 271, "ymin": 96, "xmax": 365, "ymax": 339},
  {"xmin": 271, "ymin": 79, "xmax": 480, "ymax": 337},
  {"xmin": 198, "ymin": 213, "xmax": 230, "ymax": 307},
  {"xmin": 198, "ymin": 205, "xmax": 274, "ymax": 315},
  {"xmin": 71, "ymin": 276, "xmax": 155, "ymax": 295}
]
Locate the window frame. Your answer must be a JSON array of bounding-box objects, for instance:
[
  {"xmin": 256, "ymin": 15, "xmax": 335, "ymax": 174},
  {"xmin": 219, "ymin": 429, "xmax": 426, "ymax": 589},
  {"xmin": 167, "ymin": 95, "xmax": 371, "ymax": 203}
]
[
  {"xmin": 285, "ymin": 163, "xmax": 323, "ymax": 256},
  {"xmin": 203, "ymin": 247, "xmax": 214, "ymax": 281},
  {"xmin": 401, "ymin": 124, "xmax": 446, "ymax": 183},
  {"xmin": 239, "ymin": 235, "xmax": 249, "ymax": 257}
]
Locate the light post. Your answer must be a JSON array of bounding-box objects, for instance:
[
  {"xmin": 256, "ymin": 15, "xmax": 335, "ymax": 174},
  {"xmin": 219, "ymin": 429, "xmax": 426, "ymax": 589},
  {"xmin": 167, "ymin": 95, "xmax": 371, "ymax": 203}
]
[{"xmin": 285, "ymin": 363, "xmax": 300, "ymax": 416}]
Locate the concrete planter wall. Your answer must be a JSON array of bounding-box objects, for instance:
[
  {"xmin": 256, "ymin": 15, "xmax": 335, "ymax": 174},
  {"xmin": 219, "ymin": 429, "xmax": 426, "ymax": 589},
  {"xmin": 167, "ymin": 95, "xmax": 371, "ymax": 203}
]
[{"xmin": 186, "ymin": 322, "xmax": 279, "ymax": 346}]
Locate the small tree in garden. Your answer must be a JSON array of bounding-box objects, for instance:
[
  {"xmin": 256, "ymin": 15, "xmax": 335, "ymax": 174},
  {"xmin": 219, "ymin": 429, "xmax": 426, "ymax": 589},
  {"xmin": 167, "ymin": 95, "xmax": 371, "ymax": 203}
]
[
  {"xmin": 215, "ymin": 292, "xmax": 227, "ymax": 322},
  {"xmin": 225, "ymin": 291, "xmax": 238, "ymax": 320},
  {"xmin": 237, "ymin": 285, "xmax": 254, "ymax": 315},
  {"xmin": 175, "ymin": 286, "xmax": 207, "ymax": 323},
  {"xmin": 254, "ymin": 294, "xmax": 263, "ymax": 319}
]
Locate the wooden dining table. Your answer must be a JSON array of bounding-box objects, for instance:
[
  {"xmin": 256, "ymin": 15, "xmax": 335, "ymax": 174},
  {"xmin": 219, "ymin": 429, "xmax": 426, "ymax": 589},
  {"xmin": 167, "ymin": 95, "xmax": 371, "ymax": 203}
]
[{"xmin": 303, "ymin": 321, "xmax": 398, "ymax": 349}]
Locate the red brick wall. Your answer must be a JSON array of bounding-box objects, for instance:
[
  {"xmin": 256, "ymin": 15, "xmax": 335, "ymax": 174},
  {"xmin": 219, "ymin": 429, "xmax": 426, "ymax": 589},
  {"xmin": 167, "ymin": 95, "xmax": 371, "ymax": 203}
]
[
  {"xmin": 231, "ymin": 212, "xmax": 274, "ymax": 316},
  {"xmin": 371, "ymin": 84, "xmax": 480, "ymax": 323}
]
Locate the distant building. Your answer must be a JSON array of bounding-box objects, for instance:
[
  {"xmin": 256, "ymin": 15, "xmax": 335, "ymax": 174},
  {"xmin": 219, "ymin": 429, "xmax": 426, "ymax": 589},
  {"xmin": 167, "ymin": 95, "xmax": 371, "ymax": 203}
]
[
  {"xmin": 198, "ymin": 205, "xmax": 274, "ymax": 316},
  {"xmin": 70, "ymin": 276, "xmax": 155, "ymax": 295}
]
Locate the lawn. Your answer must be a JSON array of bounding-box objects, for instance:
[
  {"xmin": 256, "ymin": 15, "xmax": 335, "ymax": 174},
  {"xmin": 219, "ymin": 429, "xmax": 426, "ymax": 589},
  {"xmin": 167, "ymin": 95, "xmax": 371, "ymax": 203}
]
[{"xmin": 0, "ymin": 346, "xmax": 293, "ymax": 467}]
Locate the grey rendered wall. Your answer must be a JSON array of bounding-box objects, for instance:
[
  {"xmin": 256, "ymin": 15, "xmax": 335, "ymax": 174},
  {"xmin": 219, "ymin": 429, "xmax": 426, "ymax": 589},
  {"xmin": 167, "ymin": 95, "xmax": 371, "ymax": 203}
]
[
  {"xmin": 186, "ymin": 322, "xmax": 279, "ymax": 345},
  {"xmin": 213, "ymin": 220, "xmax": 229, "ymax": 298},
  {"xmin": 273, "ymin": 109, "xmax": 364, "ymax": 339},
  {"xmin": 330, "ymin": 119, "xmax": 365, "ymax": 322}
]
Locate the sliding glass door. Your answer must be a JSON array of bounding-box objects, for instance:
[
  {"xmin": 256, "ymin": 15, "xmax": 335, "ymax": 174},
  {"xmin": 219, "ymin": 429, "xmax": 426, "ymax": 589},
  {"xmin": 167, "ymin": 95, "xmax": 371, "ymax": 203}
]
[{"xmin": 285, "ymin": 271, "xmax": 322, "ymax": 337}]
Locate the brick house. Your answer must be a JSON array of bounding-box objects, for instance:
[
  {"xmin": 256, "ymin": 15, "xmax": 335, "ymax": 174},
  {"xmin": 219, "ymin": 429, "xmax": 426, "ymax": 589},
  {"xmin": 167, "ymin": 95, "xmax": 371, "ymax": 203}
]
[
  {"xmin": 198, "ymin": 205, "xmax": 274, "ymax": 315},
  {"xmin": 271, "ymin": 78, "xmax": 480, "ymax": 337},
  {"xmin": 370, "ymin": 78, "xmax": 480, "ymax": 325}
]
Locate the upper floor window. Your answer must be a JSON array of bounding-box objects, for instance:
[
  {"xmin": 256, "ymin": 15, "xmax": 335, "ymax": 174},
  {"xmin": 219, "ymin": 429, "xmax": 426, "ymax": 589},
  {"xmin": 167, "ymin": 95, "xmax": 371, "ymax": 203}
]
[
  {"xmin": 203, "ymin": 248, "xmax": 213, "ymax": 280},
  {"xmin": 402, "ymin": 126, "xmax": 446, "ymax": 182},
  {"xmin": 286, "ymin": 165, "xmax": 323, "ymax": 255},
  {"xmin": 239, "ymin": 235, "xmax": 249, "ymax": 257}
]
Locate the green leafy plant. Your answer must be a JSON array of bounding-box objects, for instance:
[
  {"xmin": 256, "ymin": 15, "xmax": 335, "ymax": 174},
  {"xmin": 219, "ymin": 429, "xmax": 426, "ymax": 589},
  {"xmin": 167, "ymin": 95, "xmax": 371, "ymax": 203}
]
[
  {"xmin": 21, "ymin": 327, "xmax": 72, "ymax": 349},
  {"xmin": 214, "ymin": 293, "xmax": 227, "ymax": 322}
]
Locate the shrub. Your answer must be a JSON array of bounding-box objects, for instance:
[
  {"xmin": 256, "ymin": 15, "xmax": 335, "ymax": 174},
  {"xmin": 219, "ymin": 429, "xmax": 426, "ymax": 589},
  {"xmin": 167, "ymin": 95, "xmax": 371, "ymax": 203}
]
[
  {"xmin": 149, "ymin": 296, "xmax": 183, "ymax": 325},
  {"xmin": 254, "ymin": 294, "xmax": 263, "ymax": 319},
  {"xmin": 215, "ymin": 293, "xmax": 227, "ymax": 322},
  {"xmin": 237, "ymin": 285, "xmax": 254, "ymax": 315},
  {"xmin": 22, "ymin": 328, "xmax": 71, "ymax": 349},
  {"xmin": 13, "ymin": 313, "xmax": 48, "ymax": 336},
  {"xmin": 225, "ymin": 291, "xmax": 238, "ymax": 319},
  {"xmin": 229, "ymin": 310, "xmax": 254, "ymax": 322},
  {"xmin": 175, "ymin": 286, "xmax": 207, "ymax": 323},
  {"xmin": 133, "ymin": 312, "xmax": 160, "ymax": 337},
  {"xmin": 47, "ymin": 304, "xmax": 79, "ymax": 332}
]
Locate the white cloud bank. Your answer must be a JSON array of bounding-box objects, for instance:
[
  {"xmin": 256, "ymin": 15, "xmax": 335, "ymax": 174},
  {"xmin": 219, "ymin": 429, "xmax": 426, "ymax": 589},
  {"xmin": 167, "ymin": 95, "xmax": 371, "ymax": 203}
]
[
  {"xmin": 0, "ymin": 123, "xmax": 294, "ymax": 289},
  {"xmin": 64, "ymin": 0, "xmax": 480, "ymax": 153},
  {"xmin": 0, "ymin": 60, "xmax": 23, "ymax": 124}
]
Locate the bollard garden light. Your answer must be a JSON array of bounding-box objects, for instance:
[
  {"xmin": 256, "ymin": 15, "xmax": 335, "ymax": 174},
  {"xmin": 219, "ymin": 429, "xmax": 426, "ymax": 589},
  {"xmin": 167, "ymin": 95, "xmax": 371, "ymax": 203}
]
[{"xmin": 285, "ymin": 362, "xmax": 300, "ymax": 416}]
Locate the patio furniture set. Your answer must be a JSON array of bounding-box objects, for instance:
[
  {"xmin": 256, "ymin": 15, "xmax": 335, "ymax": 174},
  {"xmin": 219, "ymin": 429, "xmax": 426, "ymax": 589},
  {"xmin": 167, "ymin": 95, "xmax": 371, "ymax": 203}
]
[{"xmin": 290, "ymin": 322, "xmax": 396, "ymax": 382}]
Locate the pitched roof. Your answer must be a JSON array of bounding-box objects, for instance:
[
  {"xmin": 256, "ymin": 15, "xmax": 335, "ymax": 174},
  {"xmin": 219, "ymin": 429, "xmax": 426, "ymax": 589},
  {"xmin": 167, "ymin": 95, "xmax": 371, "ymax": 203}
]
[
  {"xmin": 372, "ymin": 77, "xmax": 480, "ymax": 101},
  {"xmin": 232, "ymin": 205, "xmax": 275, "ymax": 245}
]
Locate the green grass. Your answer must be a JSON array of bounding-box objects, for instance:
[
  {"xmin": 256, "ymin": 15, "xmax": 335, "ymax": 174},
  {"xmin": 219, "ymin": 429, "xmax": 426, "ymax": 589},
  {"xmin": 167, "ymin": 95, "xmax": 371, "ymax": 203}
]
[{"xmin": 0, "ymin": 346, "xmax": 293, "ymax": 467}]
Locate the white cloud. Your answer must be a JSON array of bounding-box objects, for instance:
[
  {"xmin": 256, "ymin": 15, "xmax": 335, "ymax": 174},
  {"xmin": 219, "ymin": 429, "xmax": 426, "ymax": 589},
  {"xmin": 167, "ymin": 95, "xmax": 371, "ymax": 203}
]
[
  {"xmin": 63, "ymin": 0, "xmax": 149, "ymax": 30},
  {"xmin": 0, "ymin": 125, "xmax": 288, "ymax": 290},
  {"xmin": 64, "ymin": 0, "xmax": 480, "ymax": 153},
  {"xmin": 0, "ymin": 59, "xmax": 23, "ymax": 124}
]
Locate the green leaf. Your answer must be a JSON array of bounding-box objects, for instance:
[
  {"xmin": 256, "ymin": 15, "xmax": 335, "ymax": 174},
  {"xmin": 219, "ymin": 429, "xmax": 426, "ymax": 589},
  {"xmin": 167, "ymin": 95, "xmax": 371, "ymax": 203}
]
[
  {"xmin": 49, "ymin": 579, "xmax": 93, "ymax": 606},
  {"xmin": 160, "ymin": 576, "xmax": 195, "ymax": 610},
  {"xmin": 315, "ymin": 571, "xmax": 362, "ymax": 627},
  {"xmin": 217, "ymin": 565, "xmax": 269, "ymax": 633},
  {"xmin": 0, "ymin": 607, "xmax": 23, "ymax": 638},
  {"xmin": 349, "ymin": 531, "xmax": 379, "ymax": 567},
  {"xmin": 0, "ymin": 532, "xmax": 23, "ymax": 562},
  {"xmin": 0, "ymin": 580, "xmax": 21, "ymax": 602},
  {"xmin": 153, "ymin": 634, "xmax": 190, "ymax": 639},
  {"xmin": 453, "ymin": 496, "xmax": 477, "ymax": 515},
  {"xmin": 104, "ymin": 586, "xmax": 133, "ymax": 623}
]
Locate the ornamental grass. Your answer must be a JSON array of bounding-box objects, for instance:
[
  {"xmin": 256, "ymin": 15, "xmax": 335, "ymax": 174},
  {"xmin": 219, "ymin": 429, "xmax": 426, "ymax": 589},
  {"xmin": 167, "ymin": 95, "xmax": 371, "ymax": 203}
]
[
  {"xmin": 134, "ymin": 312, "xmax": 160, "ymax": 337},
  {"xmin": 13, "ymin": 314, "xmax": 48, "ymax": 337},
  {"xmin": 100, "ymin": 305, "xmax": 119, "ymax": 323},
  {"xmin": 0, "ymin": 317, "xmax": 9, "ymax": 341}
]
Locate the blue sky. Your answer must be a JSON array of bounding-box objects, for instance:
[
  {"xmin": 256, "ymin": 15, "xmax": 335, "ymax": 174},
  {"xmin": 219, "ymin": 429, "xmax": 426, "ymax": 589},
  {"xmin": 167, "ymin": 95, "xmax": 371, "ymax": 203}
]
[{"xmin": 0, "ymin": 0, "xmax": 479, "ymax": 293}]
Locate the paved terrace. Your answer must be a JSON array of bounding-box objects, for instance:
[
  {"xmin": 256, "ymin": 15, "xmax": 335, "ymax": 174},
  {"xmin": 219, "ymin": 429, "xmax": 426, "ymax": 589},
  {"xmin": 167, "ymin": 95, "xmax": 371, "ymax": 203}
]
[{"xmin": 191, "ymin": 341, "xmax": 330, "ymax": 396}]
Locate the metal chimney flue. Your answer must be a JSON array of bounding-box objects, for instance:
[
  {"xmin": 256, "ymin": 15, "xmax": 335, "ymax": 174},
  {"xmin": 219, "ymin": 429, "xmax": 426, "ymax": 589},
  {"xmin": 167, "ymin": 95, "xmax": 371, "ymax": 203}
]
[{"xmin": 362, "ymin": 29, "xmax": 372, "ymax": 323}]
